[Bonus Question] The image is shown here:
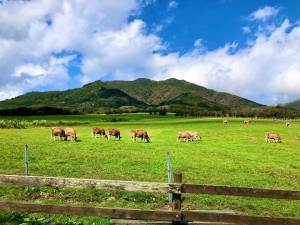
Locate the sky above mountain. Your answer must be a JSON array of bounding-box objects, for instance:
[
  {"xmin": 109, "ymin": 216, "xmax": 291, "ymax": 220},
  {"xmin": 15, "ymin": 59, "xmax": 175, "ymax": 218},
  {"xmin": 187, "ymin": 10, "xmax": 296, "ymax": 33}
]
[{"xmin": 0, "ymin": 0, "xmax": 300, "ymax": 105}]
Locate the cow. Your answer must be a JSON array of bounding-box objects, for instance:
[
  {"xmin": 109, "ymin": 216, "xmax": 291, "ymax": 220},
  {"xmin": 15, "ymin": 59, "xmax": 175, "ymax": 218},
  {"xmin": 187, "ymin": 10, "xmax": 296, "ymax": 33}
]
[
  {"xmin": 177, "ymin": 131, "xmax": 201, "ymax": 142},
  {"xmin": 92, "ymin": 127, "xmax": 107, "ymax": 139},
  {"xmin": 265, "ymin": 132, "xmax": 281, "ymax": 143},
  {"xmin": 130, "ymin": 130, "xmax": 150, "ymax": 142},
  {"xmin": 189, "ymin": 131, "xmax": 201, "ymax": 140},
  {"xmin": 51, "ymin": 127, "xmax": 67, "ymax": 141},
  {"xmin": 244, "ymin": 119, "xmax": 252, "ymax": 125},
  {"xmin": 65, "ymin": 128, "xmax": 77, "ymax": 142},
  {"xmin": 108, "ymin": 128, "xmax": 121, "ymax": 140},
  {"xmin": 223, "ymin": 119, "xmax": 229, "ymax": 125}
]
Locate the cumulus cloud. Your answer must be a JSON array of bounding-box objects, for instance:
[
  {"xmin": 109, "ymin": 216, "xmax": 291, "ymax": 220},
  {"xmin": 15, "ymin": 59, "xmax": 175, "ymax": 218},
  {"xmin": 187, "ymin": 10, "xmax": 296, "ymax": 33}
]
[
  {"xmin": 249, "ymin": 6, "xmax": 279, "ymax": 21},
  {"xmin": 0, "ymin": 1, "xmax": 300, "ymax": 106}
]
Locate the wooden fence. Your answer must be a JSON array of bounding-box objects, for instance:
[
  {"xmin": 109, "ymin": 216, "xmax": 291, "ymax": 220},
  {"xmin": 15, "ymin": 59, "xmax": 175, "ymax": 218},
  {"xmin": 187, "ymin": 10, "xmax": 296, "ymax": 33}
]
[{"xmin": 0, "ymin": 174, "xmax": 299, "ymax": 225}]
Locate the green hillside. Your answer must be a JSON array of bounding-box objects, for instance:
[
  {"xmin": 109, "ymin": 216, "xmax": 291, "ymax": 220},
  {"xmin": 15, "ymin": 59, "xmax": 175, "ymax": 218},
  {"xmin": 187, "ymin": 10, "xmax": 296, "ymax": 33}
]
[
  {"xmin": 284, "ymin": 99, "xmax": 300, "ymax": 110},
  {"xmin": 106, "ymin": 78, "xmax": 261, "ymax": 108},
  {"xmin": 0, "ymin": 78, "xmax": 263, "ymax": 114}
]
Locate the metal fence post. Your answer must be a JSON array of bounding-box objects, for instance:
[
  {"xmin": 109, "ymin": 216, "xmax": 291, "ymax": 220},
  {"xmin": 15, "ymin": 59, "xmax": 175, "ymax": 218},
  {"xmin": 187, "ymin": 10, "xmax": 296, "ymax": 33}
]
[
  {"xmin": 25, "ymin": 144, "xmax": 29, "ymax": 176},
  {"xmin": 166, "ymin": 152, "xmax": 172, "ymax": 206}
]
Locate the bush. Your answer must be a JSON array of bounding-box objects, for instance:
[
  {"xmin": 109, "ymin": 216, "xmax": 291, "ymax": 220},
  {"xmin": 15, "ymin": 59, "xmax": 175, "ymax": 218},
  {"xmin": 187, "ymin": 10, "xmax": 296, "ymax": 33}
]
[{"xmin": 0, "ymin": 120, "xmax": 88, "ymax": 129}]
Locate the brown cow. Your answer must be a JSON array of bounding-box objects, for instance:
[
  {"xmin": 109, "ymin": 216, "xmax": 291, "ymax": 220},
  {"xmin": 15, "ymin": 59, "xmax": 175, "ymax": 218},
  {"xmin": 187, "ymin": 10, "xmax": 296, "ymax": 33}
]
[
  {"xmin": 51, "ymin": 127, "xmax": 67, "ymax": 141},
  {"xmin": 265, "ymin": 132, "xmax": 281, "ymax": 143},
  {"xmin": 244, "ymin": 119, "xmax": 252, "ymax": 125},
  {"xmin": 108, "ymin": 128, "xmax": 121, "ymax": 140},
  {"xmin": 92, "ymin": 127, "xmax": 107, "ymax": 139},
  {"xmin": 65, "ymin": 128, "xmax": 77, "ymax": 142},
  {"xmin": 130, "ymin": 130, "xmax": 150, "ymax": 142},
  {"xmin": 177, "ymin": 131, "xmax": 201, "ymax": 142}
]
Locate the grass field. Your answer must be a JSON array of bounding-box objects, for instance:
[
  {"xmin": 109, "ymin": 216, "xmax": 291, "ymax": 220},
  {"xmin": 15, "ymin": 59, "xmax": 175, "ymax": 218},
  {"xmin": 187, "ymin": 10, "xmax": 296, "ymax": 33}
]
[{"xmin": 0, "ymin": 114, "xmax": 299, "ymax": 224}]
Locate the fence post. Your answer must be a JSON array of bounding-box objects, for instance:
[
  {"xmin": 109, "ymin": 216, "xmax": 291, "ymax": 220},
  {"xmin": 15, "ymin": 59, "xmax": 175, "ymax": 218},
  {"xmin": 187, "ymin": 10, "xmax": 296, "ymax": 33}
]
[
  {"xmin": 172, "ymin": 172, "xmax": 182, "ymax": 225},
  {"xmin": 167, "ymin": 152, "xmax": 172, "ymax": 206},
  {"xmin": 172, "ymin": 173, "xmax": 182, "ymax": 211},
  {"xmin": 25, "ymin": 144, "xmax": 29, "ymax": 176}
]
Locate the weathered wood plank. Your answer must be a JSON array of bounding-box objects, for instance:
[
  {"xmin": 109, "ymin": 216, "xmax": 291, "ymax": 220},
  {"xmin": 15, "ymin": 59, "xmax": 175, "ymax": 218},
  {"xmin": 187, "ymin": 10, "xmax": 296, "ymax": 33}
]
[
  {"xmin": 1, "ymin": 174, "xmax": 299, "ymax": 200},
  {"xmin": 0, "ymin": 202, "xmax": 180, "ymax": 221},
  {"xmin": 182, "ymin": 184, "xmax": 300, "ymax": 200},
  {"xmin": 172, "ymin": 173, "xmax": 182, "ymax": 211},
  {"xmin": 110, "ymin": 219, "xmax": 234, "ymax": 225},
  {"xmin": 182, "ymin": 210, "xmax": 300, "ymax": 225},
  {"xmin": 0, "ymin": 175, "xmax": 180, "ymax": 194}
]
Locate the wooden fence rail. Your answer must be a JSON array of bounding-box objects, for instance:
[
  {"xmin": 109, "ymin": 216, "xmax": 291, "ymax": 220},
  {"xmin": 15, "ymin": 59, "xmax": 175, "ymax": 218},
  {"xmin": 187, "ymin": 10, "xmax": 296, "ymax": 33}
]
[
  {"xmin": 0, "ymin": 174, "xmax": 299, "ymax": 200},
  {"xmin": 0, "ymin": 202, "xmax": 299, "ymax": 225},
  {"xmin": 1, "ymin": 173, "xmax": 300, "ymax": 225}
]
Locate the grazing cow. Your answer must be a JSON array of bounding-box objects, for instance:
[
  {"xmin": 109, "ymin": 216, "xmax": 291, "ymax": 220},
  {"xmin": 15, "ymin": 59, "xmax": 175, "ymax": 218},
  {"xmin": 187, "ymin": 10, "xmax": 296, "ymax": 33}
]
[
  {"xmin": 108, "ymin": 128, "xmax": 121, "ymax": 140},
  {"xmin": 92, "ymin": 127, "xmax": 107, "ymax": 139},
  {"xmin": 177, "ymin": 131, "xmax": 201, "ymax": 142},
  {"xmin": 223, "ymin": 119, "xmax": 229, "ymax": 125},
  {"xmin": 130, "ymin": 130, "xmax": 150, "ymax": 142},
  {"xmin": 51, "ymin": 127, "xmax": 67, "ymax": 141},
  {"xmin": 244, "ymin": 119, "xmax": 252, "ymax": 125},
  {"xmin": 65, "ymin": 128, "xmax": 77, "ymax": 142},
  {"xmin": 285, "ymin": 121, "xmax": 290, "ymax": 127},
  {"xmin": 189, "ymin": 131, "xmax": 201, "ymax": 140},
  {"xmin": 265, "ymin": 132, "xmax": 281, "ymax": 143}
]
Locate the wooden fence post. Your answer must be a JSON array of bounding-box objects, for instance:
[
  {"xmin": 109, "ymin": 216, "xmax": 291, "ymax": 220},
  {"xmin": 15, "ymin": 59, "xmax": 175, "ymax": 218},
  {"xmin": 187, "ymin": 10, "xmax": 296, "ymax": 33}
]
[{"xmin": 172, "ymin": 172, "xmax": 182, "ymax": 225}]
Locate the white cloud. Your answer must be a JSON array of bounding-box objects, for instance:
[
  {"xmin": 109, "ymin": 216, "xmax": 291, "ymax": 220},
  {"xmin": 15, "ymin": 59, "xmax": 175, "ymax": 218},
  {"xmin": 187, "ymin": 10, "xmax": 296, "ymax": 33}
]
[
  {"xmin": 0, "ymin": 1, "xmax": 300, "ymax": 106},
  {"xmin": 168, "ymin": 1, "xmax": 178, "ymax": 9},
  {"xmin": 249, "ymin": 6, "xmax": 279, "ymax": 21},
  {"xmin": 242, "ymin": 26, "xmax": 251, "ymax": 33}
]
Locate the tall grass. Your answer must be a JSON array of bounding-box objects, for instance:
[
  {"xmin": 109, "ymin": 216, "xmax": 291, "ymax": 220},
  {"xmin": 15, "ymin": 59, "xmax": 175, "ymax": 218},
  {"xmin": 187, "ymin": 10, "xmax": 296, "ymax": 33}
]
[{"xmin": 0, "ymin": 119, "xmax": 88, "ymax": 129}]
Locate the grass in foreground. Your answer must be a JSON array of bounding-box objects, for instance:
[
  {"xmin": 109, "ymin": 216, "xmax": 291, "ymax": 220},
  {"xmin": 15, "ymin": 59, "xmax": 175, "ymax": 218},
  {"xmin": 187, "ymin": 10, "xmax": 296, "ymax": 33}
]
[{"xmin": 0, "ymin": 114, "xmax": 299, "ymax": 224}]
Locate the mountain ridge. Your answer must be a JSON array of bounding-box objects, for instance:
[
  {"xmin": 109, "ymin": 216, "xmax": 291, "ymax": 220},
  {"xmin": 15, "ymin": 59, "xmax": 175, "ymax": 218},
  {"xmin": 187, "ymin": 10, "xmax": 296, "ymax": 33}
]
[{"xmin": 0, "ymin": 78, "xmax": 263, "ymax": 113}]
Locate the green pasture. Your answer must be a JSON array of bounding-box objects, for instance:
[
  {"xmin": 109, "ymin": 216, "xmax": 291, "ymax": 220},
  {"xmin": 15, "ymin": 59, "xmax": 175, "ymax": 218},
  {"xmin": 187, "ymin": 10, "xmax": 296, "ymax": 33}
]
[{"xmin": 0, "ymin": 114, "xmax": 299, "ymax": 224}]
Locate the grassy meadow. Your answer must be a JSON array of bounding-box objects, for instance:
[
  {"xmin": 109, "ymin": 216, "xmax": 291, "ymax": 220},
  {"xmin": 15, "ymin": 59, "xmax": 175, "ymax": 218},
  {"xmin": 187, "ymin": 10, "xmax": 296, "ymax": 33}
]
[{"xmin": 0, "ymin": 114, "xmax": 299, "ymax": 224}]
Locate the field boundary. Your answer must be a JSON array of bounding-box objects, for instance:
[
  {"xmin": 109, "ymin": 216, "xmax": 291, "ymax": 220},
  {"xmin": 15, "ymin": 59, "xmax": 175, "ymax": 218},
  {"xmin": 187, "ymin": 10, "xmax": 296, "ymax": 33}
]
[
  {"xmin": 0, "ymin": 174, "xmax": 299, "ymax": 200},
  {"xmin": 0, "ymin": 173, "xmax": 299, "ymax": 225}
]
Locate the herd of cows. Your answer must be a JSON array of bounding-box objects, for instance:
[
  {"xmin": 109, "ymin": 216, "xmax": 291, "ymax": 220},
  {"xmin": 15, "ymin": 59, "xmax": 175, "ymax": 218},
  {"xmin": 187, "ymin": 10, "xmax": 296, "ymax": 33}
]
[{"xmin": 50, "ymin": 119, "xmax": 299, "ymax": 144}]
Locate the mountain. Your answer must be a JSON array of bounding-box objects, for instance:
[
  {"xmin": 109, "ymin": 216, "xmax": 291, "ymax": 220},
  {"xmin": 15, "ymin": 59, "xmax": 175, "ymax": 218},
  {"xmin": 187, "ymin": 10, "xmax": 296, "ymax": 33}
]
[
  {"xmin": 284, "ymin": 99, "xmax": 300, "ymax": 110},
  {"xmin": 105, "ymin": 78, "xmax": 261, "ymax": 108},
  {"xmin": 0, "ymin": 78, "xmax": 262, "ymax": 114},
  {"xmin": 0, "ymin": 83, "xmax": 145, "ymax": 112}
]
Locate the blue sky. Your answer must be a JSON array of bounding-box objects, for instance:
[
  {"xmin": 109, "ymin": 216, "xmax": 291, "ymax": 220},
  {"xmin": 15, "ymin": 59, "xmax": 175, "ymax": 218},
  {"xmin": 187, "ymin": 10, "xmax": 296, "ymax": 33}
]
[
  {"xmin": 0, "ymin": 0, "xmax": 300, "ymax": 105},
  {"xmin": 140, "ymin": 0, "xmax": 296, "ymax": 52}
]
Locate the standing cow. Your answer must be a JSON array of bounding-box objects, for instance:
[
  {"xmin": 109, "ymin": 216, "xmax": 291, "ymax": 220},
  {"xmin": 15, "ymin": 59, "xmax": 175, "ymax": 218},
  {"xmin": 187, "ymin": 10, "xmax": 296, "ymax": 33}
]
[
  {"xmin": 177, "ymin": 131, "xmax": 201, "ymax": 142},
  {"xmin": 51, "ymin": 127, "xmax": 67, "ymax": 141},
  {"xmin": 92, "ymin": 127, "xmax": 107, "ymax": 139},
  {"xmin": 108, "ymin": 128, "xmax": 121, "ymax": 140},
  {"xmin": 130, "ymin": 130, "xmax": 150, "ymax": 142},
  {"xmin": 265, "ymin": 132, "xmax": 281, "ymax": 143},
  {"xmin": 65, "ymin": 128, "xmax": 77, "ymax": 142}
]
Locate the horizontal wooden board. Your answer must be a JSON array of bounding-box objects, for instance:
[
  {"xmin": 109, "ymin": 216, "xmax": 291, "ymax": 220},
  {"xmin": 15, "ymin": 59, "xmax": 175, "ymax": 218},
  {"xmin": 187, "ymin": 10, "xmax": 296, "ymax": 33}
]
[
  {"xmin": 0, "ymin": 174, "xmax": 180, "ymax": 194},
  {"xmin": 1, "ymin": 202, "xmax": 299, "ymax": 225},
  {"xmin": 182, "ymin": 210, "xmax": 300, "ymax": 225},
  {"xmin": 0, "ymin": 202, "xmax": 180, "ymax": 221},
  {"xmin": 1, "ymin": 174, "xmax": 299, "ymax": 200},
  {"xmin": 110, "ymin": 219, "xmax": 234, "ymax": 225},
  {"xmin": 182, "ymin": 184, "xmax": 300, "ymax": 200}
]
